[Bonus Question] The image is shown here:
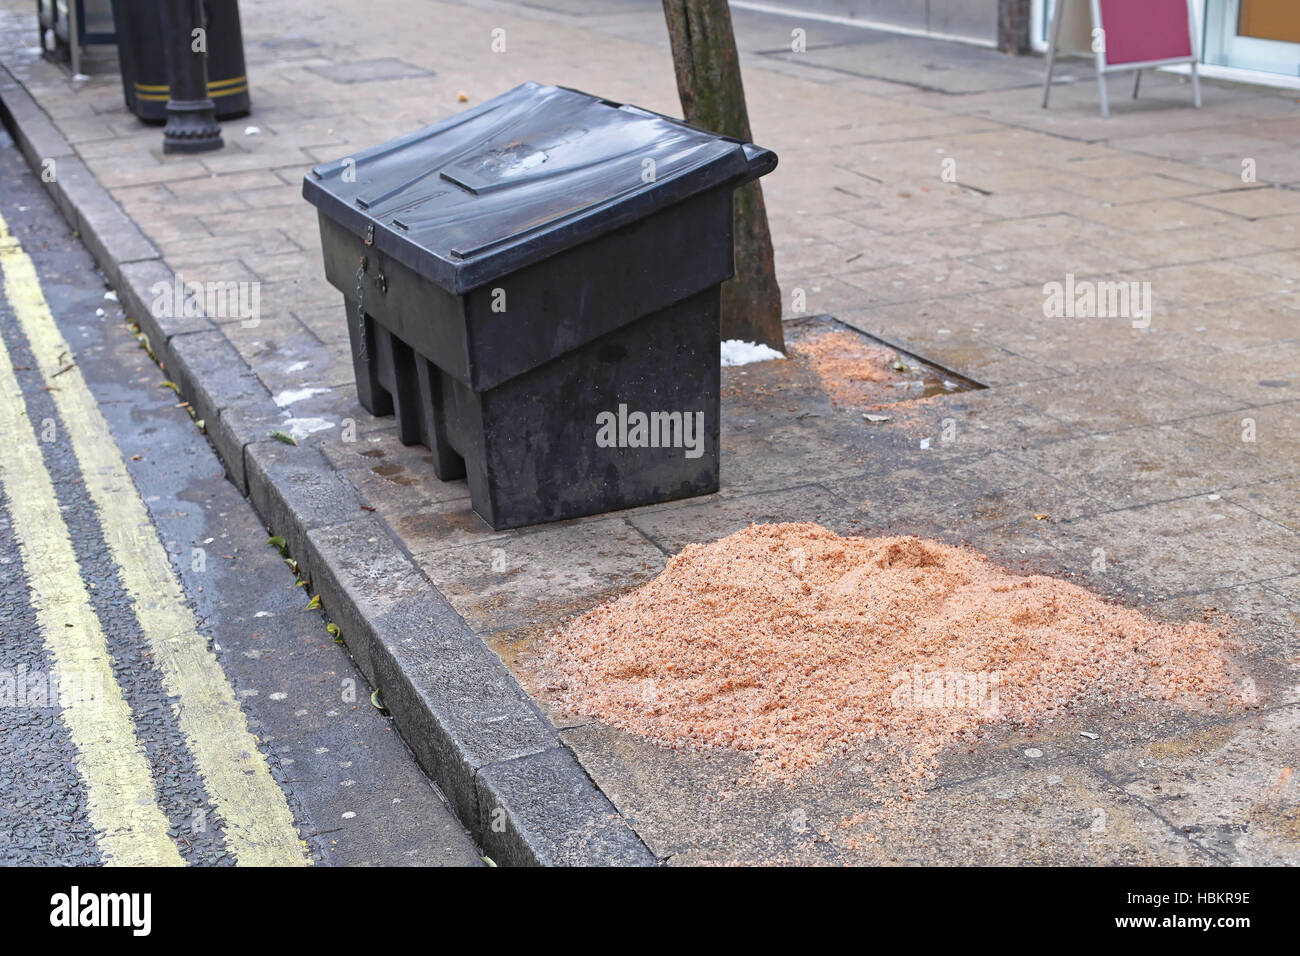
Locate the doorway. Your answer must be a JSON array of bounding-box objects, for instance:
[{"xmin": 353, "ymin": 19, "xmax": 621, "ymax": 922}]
[{"xmin": 1205, "ymin": 0, "xmax": 1300, "ymax": 75}]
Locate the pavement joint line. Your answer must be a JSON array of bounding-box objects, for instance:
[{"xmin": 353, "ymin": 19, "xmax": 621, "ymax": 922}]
[
  {"xmin": 924, "ymin": 704, "xmax": 1297, "ymax": 796},
  {"xmin": 1046, "ymin": 484, "xmax": 1286, "ymax": 521},
  {"xmin": 1034, "ymin": 401, "xmax": 1298, "ymax": 445},
  {"xmin": 0, "ymin": 65, "xmax": 655, "ymax": 858},
  {"xmin": 1085, "ymin": 757, "xmax": 1230, "ymax": 866},
  {"xmin": 0, "ymin": 272, "xmax": 183, "ymax": 867},
  {"xmin": 1158, "ymin": 571, "xmax": 1300, "ymax": 602},
  {"xmin": 622, "ymin": 516, "xmax": 673, "ymax": 557},
  {"xmin": 0, "ymin": 207, "xmax": 311, "ymax": 867},
  {"xmin": 1261, "ymin": 578, "xmax": 1300, "ymax": 601}
]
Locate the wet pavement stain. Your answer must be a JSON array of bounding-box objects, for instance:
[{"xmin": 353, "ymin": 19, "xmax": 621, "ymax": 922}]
[
  {"xmin": 725, "ymin": 315, "xmax": 983, "ymax": 414},
  {"xmin": 370, "ymin": 461, "xmax": 417, "ymax": 485}
]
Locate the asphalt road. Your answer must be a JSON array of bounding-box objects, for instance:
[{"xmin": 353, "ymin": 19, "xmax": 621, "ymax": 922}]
[{"xmin": 0, "ymin": 126, "xmax": 481, "ymax": 867}]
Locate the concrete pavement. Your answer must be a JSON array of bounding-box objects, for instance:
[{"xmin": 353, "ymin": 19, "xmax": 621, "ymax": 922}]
[{"xmin": 0, "ymin": 0, "xmax": 1296, "ymax": 864}]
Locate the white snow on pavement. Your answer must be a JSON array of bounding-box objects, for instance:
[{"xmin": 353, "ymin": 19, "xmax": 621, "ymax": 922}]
[
  {"xmin": 280, "ymin": 417, "xmax": 335, "ymax": 439},
  {"xmin": 721, "ymin": 339, "xmax": 785, "ymax": 367},
  {"xmin": 273, "ymin": 386, "xmax": 331, "ymax": 407}
]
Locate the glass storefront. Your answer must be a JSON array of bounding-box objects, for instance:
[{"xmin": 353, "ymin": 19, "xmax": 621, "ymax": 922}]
[
  {"xmin": 1034, "ymin": 0, "xmax": 1300, "ymax": 84},
  {"xmin": 1204, "ymin": 0, "xmax": 1300, "ymax": 76}
]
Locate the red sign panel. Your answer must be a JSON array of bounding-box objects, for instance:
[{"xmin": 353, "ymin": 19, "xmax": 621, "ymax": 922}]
[{"xmin": 1098, "ymin": 0, "xmax": 1194, "ymax": 64}]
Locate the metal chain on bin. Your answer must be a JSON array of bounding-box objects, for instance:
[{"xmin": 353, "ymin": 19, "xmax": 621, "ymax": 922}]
[
  {"xmin": 355, "ymin": 223, "xmax": 377, "ymax": 362},
  {"xmin": 355, "ymin": 255, "xmax": 368, "ymax": 363}
]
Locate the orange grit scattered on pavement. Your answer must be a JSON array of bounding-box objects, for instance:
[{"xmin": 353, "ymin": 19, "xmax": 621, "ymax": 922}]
[
  {"xmin": 788, "ymin": 329, "xmax": 904, "ymax": 408},
  {"xmin": 543, "ymin": 522, "xmax": 1243, "ymax": 784}
]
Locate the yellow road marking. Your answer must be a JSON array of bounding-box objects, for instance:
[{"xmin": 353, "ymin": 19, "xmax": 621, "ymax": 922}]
[
  {"xmin": 0, "ymin": 214, "xmax": 310, "ymax": 866},
  {"xmin": 0, "ymin": 253, "xmax": 183, "ymax": 867}
]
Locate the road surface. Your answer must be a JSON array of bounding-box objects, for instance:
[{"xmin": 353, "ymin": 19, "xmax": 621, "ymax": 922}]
[{"xmin": 0, "ymin": 127, "xmax": 481, "ymax": 867}]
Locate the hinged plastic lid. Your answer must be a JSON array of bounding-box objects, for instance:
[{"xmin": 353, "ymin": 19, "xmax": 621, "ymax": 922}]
[{"xmin": 303, "ymin": 82, "xmax": 777, "ymax": 294}]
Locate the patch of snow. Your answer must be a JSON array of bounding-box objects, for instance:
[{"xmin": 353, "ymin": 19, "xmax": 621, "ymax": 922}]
[
  {"xmin": 281, "ymin": 417, "xmax": 334, "ymax": 439},
  {"xmin": 721, "ymin": 339, "xmax": 784, "ymax": 367},
  {"xmin": 273, "ymin": 386, "xmax": 330, "ymax": 407}
]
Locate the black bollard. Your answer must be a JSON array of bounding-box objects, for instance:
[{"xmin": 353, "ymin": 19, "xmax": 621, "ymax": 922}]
[{"xmin": 161, "ymin": 0, "xmax": 223, "ymax": 153}]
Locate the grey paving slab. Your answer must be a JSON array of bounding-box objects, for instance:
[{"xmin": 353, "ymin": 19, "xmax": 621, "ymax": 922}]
[
  {"xmin": 562, "ymin": 714, "xmax": 1218, "ymax": 865},
  {"xmin": 1162, "ymin": 341, "xmax": 1300, "ymax": 404},
  {"xmin": 1011, "ymin": 424, "xmax": 1291, "ymax": 509},
  {"xmin": 760, "ymin": 30, "xmax": 1045, "ymax": 94},
  {"xmin": 999, "ymin": 365, "xmax": 1248, "ymax": 434},
  {"xmin": 1183, "ymin": 399, "xmax": 1300, "ymax": 472},
  {"xmin": 1049, "ymin": 496, "xmax": 1300, "ymax": 599},
  {"xmin": 825, "ymin": 448, "xmax": 1106, "ymax": 533},
  {"xmin": 1224, "ymin": 477, "xmax": 1300, "ymax": 534},
  {"xmin": 418, "ymin": 514, "xmax": 668, "ymax": 641},
  {"xmin": 1096, "ymin": 707, "xmax": 1300, "ymax": 866}
]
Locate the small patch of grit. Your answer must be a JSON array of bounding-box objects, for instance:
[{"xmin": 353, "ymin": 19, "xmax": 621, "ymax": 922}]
[
  {"xmin": 788, "ymin": 329, "xmax": 902, "ymax": 407},
  {"xmin": 543, "ymin": 523, "xmax": 1242, "ymax": 782}
]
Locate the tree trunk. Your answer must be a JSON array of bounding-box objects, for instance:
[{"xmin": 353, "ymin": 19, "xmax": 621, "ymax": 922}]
[
  {"xmin": 662, "ymin": 0, "xmax": 784, "ymax": 352},
  {"xmin": 998, "ymin": 0, "xmax": 1032, "ymax": 55}
]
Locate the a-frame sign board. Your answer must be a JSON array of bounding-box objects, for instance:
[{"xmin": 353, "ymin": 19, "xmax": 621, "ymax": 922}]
[{"xmin": 1042, "ymin": 0, "xmax": 1201, "ymax": 118}]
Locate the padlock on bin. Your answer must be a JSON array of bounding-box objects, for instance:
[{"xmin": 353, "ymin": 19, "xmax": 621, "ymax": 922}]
[{"xmin": 303, "ymin": 82, "xmax": 777, "ymax": 530}]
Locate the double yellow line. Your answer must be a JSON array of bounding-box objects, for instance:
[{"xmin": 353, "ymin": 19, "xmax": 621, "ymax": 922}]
[{"xmin": 0, "ymin": 211, "xmax": 308, "ymax": 866}]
